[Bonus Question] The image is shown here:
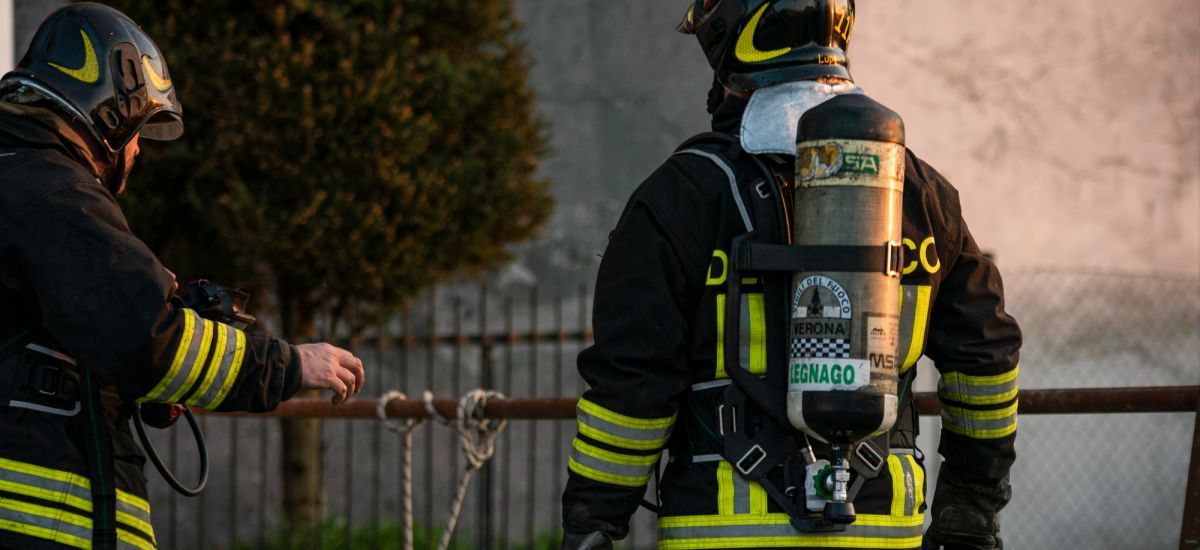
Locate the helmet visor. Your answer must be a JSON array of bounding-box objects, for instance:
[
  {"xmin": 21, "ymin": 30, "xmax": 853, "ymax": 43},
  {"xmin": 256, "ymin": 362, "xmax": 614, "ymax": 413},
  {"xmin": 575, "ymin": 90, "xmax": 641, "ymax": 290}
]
[{"xmin": 140, "ymin": 109, "xmax": 183, "ymax": 141}]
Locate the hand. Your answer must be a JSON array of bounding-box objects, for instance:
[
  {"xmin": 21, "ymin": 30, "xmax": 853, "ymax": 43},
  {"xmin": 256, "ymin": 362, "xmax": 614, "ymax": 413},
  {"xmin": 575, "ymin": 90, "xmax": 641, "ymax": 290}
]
[
  {"xmin": 296, "ymin": 343, "xmax": 365, "ymax": 405},
  {"xmin": 165, "ymin": 268, "xmax": 179, "ymax": 292}
]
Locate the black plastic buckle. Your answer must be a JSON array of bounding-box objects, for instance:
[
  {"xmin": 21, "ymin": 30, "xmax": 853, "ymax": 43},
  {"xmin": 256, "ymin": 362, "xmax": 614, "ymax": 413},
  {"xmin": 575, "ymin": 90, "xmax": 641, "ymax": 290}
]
[
  {"xmin": 853, "ymin": 439, "xmax": 886, "ymax": 475},
  {"xmin": 34, "ymin": 364, "xmax": 63, "ymax": 397},
  {"xmin": 736, "ymin": 445, "xmax": 767, "ymax": 476}
]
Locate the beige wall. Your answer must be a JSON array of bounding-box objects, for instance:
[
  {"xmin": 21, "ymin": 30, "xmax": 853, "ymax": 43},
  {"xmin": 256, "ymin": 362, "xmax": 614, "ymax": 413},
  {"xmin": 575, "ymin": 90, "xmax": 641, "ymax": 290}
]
[
  {"xmin": 852, "ymin": 1, "xmax": 1200, "ymax": 277},
  {"xmin": 513, "ymin": 0, "xmax": 1200, "ymax": 290},
  {"xmin": 1, "ymin": 0, "xmax": 12, "ymax": 73}
]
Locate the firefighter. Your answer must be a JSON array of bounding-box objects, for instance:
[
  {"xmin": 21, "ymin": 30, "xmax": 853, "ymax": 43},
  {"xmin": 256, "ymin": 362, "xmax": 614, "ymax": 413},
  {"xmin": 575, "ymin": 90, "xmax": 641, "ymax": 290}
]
[
  {"xmin": 0, "ymin": 4, "xmax": 365, "ymax": 549},
  {"xmin": 561, "ymin": 1, "xmax": 1021, "ymax": 549}
]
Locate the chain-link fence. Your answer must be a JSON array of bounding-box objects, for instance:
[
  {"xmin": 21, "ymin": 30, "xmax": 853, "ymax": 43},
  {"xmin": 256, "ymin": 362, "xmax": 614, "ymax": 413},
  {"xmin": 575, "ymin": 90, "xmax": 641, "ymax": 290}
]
[{"xmin": 145, "ymin": 271, "xmax": 1200, "ymax": 549}]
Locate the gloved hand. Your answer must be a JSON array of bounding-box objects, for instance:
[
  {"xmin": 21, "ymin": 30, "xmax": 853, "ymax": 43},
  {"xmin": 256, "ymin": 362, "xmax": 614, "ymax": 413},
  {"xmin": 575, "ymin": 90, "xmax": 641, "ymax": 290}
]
[
  {"xmin": 922, "ymin": 470, "xmax": 1011, "ymax": 550},
  {"xmin": 560, "ymin": 530, "xmax": 613, "ymax": 550}
]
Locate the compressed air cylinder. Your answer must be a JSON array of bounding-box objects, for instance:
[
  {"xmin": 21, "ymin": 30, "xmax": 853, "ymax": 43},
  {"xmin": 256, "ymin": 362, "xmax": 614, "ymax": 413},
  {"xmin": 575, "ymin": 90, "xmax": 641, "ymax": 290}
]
[{"xmin": 787, "ymin": 93, "xmax": 904, "ymax": 446}]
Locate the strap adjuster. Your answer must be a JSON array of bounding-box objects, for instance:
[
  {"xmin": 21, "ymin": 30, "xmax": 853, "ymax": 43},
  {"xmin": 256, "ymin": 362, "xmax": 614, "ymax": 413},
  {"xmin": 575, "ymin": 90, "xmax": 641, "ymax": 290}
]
[
  {"xmin": 884, "ymin": 240, "xmax": 903, "ymax": 277},
  {"xmin": 34, "ymin": 365, "xmax": 63, "ymax": 396},
  {"xmin": 736, "ymin": 444, "xmax": 767, "ymax": 476},
  {"xmin": 853, "ymin": 440, "xmax": 886, "ymax": 475}
]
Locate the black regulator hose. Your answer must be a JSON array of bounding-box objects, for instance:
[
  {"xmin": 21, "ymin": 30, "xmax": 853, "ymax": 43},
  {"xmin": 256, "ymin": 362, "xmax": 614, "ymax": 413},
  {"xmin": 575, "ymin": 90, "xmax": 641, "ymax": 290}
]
[{"xmin": 132, "ymin": 404, "xmax": 209, "ymax": 497}]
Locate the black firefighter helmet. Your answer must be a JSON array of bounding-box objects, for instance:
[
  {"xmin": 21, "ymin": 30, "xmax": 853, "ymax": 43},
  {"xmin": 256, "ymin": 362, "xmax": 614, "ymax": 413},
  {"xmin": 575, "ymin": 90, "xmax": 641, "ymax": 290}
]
[
  {"xmin": 678, "ymin": 0, "xmax": 855, "ymax": 93},
  {"xmin": 2, "ymin": 2, "xmax": 183, "ymax": 155}
]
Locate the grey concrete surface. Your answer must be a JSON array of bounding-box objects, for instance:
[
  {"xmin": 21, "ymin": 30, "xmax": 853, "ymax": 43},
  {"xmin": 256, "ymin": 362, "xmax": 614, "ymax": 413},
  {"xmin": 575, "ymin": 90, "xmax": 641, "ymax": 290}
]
[{"xmin": 509, "ymin": 0, "xmax": 1200, "ymax": 294}]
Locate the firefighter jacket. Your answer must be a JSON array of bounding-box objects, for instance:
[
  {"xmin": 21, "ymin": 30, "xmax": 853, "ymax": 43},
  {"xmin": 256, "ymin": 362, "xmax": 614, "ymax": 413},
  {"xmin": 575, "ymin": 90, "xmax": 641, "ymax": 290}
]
[
  {"xmin": 562, "ymin": 96, "xmax": 1021, "ymax": 550},
  {"xmin": 0, "ymin": 101, "xmax": 303, "ymax": 549}
]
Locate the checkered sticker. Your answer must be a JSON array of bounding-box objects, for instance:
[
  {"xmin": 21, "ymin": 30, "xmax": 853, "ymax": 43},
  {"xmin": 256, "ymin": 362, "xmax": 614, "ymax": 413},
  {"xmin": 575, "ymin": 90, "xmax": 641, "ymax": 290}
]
[{"xmin": 792, "ymin": 338, "xmax": 850, "ymax": 359}]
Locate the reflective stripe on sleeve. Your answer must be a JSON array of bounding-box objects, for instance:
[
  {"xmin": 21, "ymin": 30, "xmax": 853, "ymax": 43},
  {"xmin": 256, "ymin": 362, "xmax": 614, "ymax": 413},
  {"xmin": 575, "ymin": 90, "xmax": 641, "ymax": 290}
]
[
  {"xmin": 192, "ymin": 325, "xmax": 247, "ymax": 409},
  {"xmin": 576, "ymin": 398, "xmax": 674, "ymax": 451},
  {"xmin": 141, "ymin": 310, "xmax": 214, "ymax": 404},
  {"xmin": 568, "ymin": 439, "xmax": 659, "ymax": 487},
  {"xmin": 657, "ymin": 512, "xmax": 923, "ymax": 549},
  {"xmin": 941, "ymin": 401, "xmax": 1018, "ymax": 439},
  {"xmin": 115, "ymin": 488, "xmax": 156, "ymax": 546},
  {"xmin": 939, "ymin": 364, "xmax": 1019, "ymax": 406}
]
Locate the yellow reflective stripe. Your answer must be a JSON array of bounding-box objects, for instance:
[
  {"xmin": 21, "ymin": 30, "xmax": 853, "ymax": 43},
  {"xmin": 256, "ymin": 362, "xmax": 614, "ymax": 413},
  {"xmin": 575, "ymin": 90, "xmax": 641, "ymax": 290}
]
[
  {"xmin": 140, "ymin": 309, "xmax": 195, "ymax": 403},
  {"xmin": 747, "ymin": 293, "xmax": 766, "ymax": 375},
  {"xmin": 164, "ymin": 318, "xmax": 215, "ymax": 403},
  {"xmin": 0, "ymin": 457, "xmax": 90, "ymax": 490},
  {"xmin": 572, "ymin": 439, "xmax": 659, "ymax": 467},
  {"xmin": 900, "ymin": 285, "xmax": 931, "ymax": 374},
  {"xmin": 187, "ymin": 320, "xmax": 228, "ymax": 405},
  {"xmin": 2, "ymin": 497, "xmax": 92, "ymax": 530},
  {"xmin": 116, "ymin": 489, "xmax": 150, "ymax": 514},
  {"xmin": 942, "ymin": 401, "xmax": 1019, "ymax": 439},
  {"xmin": 717, "ymin": 462, "xmax": 735, "ymax": 516},
  {"xmin": 118, "ymin": 528, "xmax": 157, "ymax": 550},
  {"xmin": 578, "ymin": 398, "xmax": 673, "ymax": 431},
  {"xmin": 567, "ymin": 457, "xmax": 650, "ymax": 488},
  {"xmin": 657, "ymin": 512, "xmax": 924, "ymax": 549},
  {"xmin": 0, "ymin": 479, "xmax": 92, "ymax": 513},
  {"xmin": 715, "ymin": 294, "xmax": 727, "ymax": 379},
  {"xmin": 887, "ymin": 454, "xmax": 906, "ymax": 517},
  {"xmin": 0, "ymin": 517, "xmax": 90, "ymax": 549},
  {"xmin": 202, "ymin": 329, "xmax": 246, "ymax": 409},
  {"xmin": 577, "ymin": 398, "xmax": 674, "ymax": 451},
  {"xmin": 748, "ymin": 480, "xmax": 767, "ymax": 516},
  {"xmin": 116, "ymin": 511, "xmax": 155, "ymax": 543},
  {"xmin": 940, "ymin": 364, "xmax": 1020, "ymax": 406}
]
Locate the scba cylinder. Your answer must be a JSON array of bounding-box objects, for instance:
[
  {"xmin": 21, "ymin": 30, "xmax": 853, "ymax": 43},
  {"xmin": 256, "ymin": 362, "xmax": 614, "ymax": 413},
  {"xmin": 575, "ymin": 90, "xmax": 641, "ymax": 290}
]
[{"xmin": 787, "ymin": 93, "xmax": 905, "ymax": 446}]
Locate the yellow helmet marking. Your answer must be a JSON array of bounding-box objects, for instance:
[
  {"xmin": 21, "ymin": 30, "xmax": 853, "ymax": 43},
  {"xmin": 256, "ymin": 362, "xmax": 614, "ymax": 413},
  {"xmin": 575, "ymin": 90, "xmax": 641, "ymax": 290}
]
[
  {"xmin": 142, "ymin": 56, "xmax": 173, "ymax": 92},
  {"xmin": 47, "ymin": 29, "xmax": 99, "ymax": 84},
  {"xmin": 735, "ymin": 2, "xmax": 791, "ymax": 63}
]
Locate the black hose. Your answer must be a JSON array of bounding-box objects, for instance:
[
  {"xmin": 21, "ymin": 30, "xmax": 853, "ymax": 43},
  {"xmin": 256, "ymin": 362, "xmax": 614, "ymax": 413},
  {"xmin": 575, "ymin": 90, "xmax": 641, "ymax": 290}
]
[{"xmin": 132, "ymin": 404, "xmax": 208, "ymax": 497}]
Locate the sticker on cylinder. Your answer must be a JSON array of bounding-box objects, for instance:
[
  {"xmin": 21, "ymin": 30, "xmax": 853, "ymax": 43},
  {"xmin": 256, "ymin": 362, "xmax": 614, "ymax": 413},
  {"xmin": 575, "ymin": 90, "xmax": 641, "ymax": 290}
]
[
  {"xmin": 864, "ymin": 313, "xmax": 900, "ymax": 375},
  {"xmin": 792, "ymin": 275, "xmax": 851, "ymax": 359},
  {"xmin": 796, "ymin": 138, "xmax": 905, "ymax": 190},
  {"xmin": 789, "ymin": 358, "xmax": 869, "ymax": 391}
]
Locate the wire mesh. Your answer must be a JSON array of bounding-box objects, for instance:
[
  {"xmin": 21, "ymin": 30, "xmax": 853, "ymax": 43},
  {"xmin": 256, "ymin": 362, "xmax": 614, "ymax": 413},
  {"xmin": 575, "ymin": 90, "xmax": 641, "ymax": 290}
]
[{"xmin": 143, "ymin": 271, "xmax": 1199, "ymax": 549}]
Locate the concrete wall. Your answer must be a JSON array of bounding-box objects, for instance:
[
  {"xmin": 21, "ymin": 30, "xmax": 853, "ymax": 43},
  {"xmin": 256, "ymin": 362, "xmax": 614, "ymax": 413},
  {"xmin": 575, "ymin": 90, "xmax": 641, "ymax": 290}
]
[{"xmin": 510, "ymin": 0, "xmax": 1200, "ymax": 293}]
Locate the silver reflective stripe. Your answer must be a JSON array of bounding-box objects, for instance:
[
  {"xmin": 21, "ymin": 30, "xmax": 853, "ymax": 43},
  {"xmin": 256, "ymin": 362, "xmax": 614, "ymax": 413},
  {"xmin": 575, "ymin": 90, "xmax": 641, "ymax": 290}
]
[
  {"xmin": 24, "ymin": 343, "xmax": 77, "ymax": 365},
  {"xmin": 691, "ymin": 379, "xmax": 732, "ymax": 392},
  {"xmin": 0, "ymin": 501, "xmax": 93, "ymax": 546},
  {"xmin": 897, "ymin": 285, "xmax": 919, "ymax": 365},
  {"xmin": 941, "ymin": 411, "xmax": 1016, "ymax": 434},
  {"xmin": 731, "ymin": 468, "xmax": 753, "ymax": 514},
  {"xmin": 192, "ymin": 323, "xmax": 240, "ymax": 407},
  {"xmin": 898, "ymin": 455, "xmax": 916, "ymax": 517},
  {"xmin": 156, "ymin": 311, "xmax": 209, "ymax": 402},
  {"xmin": 690, "ymin": 454, "xmax": 724, "ymax": 463},
  {"xmin": 6, "ymin": 400, "xmax": 81, "ymax": 417},
  {"xmin": 576, "ymin": 409, "xmax": 671, "ymax": 446},
  {"xmin": 659, "ymin": 520, "xmax": 922, "ymax": 541},
  {"xmin": 569, "ymin": 446, "xmax": 655, "ymax": 480},
  {"xmin": 0, "ymin": 462, "xmax": 92, "ymax": 510},
  {"xmin": 939, "ymin": 376, "xmax": 1018, "ymax": 401},
  {"xmin": 116, "ymin": 499, "xmax": 151, "ymax": 528},
  {"xmin": 675, "ymin": 149, "xmax": 754, "ymax": 233}
]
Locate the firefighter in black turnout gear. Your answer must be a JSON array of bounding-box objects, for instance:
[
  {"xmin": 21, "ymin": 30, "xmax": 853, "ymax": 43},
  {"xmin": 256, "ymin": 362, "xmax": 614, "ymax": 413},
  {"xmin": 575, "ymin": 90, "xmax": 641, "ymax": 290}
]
[
  {"xmin": 0, "ymin": 4, "xmax": 365, "ymax": 549},
  {"xmin": 561, "ymin": 1, "xmax": 1020, "ymax": 549}
]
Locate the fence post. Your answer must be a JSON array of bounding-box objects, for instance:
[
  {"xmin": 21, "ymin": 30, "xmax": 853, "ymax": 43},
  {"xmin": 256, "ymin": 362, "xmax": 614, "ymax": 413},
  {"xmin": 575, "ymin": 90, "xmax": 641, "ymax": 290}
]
[{"xmin": 1181, "ymin": 387, "xmax": 1200, "ymax": 549}]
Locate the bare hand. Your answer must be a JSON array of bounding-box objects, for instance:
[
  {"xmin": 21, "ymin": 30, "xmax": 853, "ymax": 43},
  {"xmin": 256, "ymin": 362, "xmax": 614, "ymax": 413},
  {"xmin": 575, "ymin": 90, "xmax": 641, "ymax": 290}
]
[{"xmin": 296, "ymin": 343, "xmax": 365, "ymax": 405}]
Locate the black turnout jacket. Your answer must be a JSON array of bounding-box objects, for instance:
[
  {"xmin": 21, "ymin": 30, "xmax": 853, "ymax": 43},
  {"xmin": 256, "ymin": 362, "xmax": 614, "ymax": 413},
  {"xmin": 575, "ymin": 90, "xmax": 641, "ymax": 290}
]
[
  {"xmin": 562, "ymin": 96, "xmax": 1021, "ymax": 550},
  {"xmin": 0, "ymin": 101, "xmax": 301, "ymax": 550}
]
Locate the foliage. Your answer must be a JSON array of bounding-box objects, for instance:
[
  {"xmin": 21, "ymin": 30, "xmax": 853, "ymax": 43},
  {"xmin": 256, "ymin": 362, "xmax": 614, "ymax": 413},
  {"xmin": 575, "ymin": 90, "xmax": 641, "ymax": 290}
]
[{"xmin": 111, "ymin": 0, "xmax": 551, "ymax": 336}]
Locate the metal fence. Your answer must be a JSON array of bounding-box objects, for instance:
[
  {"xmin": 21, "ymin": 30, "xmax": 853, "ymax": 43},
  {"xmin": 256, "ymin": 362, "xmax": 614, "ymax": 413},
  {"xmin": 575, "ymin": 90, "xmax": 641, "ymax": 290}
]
[{"xmin": 144, "ymin": 271, "xmax": 1200, "ymax": 549}]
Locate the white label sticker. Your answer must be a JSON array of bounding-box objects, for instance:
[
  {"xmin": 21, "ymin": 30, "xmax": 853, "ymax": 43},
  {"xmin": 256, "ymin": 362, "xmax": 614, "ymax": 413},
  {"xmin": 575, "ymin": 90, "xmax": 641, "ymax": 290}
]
[{"xmin": 789, "ymin": 358, "xmax": 870, "ymax": 392}]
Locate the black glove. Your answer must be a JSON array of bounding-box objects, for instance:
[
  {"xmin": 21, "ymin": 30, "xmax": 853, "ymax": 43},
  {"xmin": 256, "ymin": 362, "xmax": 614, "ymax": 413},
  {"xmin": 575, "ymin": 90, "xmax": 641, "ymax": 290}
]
[
  {"xmin": 560, "ymin": 531, "xmax": 613, "ymax": 550},
  {"xmin": 922, "ymin": 470, "xmax": 1011, "ymax": 550}
]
